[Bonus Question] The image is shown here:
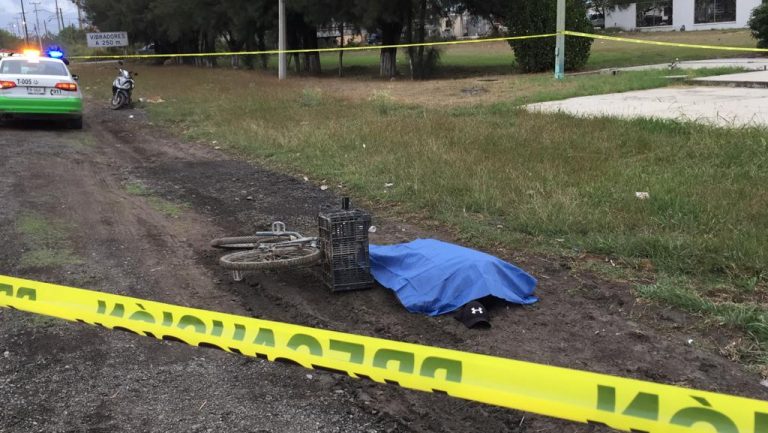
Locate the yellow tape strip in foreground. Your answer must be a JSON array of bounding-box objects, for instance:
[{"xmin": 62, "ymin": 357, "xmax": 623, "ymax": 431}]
[
  {"xmin": 1, "ymin": 275, "xmax": 766, "ymax": 432},
  {"xmin": 565, "ymin": 30, "xmax": 768, "ymax": 53},
  {"xmin": 69, "ymin": 33, "xmax": 556, "ymax": 60}
]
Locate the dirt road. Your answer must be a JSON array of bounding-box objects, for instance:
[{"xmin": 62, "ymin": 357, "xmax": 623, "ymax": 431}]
[{"xmin": 0, "ymin": 100, "xmax": 765, "ymax": 433}]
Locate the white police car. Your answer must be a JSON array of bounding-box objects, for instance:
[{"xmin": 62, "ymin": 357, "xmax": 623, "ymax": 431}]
[{"xmin": 0, "ymin": 50, "xmax": 83, "ymax": 129}]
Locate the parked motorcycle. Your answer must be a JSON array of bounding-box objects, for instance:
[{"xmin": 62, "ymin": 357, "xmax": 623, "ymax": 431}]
[{"xmin": 111, "ymin": 61, "xmax": 137, "ymax": 110}]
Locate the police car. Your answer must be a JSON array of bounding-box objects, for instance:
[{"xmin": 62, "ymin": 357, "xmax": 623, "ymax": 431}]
[{"xmin": 0, "ymin": 50, "xmax": 83, "ymax": 129}]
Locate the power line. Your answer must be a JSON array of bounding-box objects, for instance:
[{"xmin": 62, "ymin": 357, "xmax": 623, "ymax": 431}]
[
  {"xmin": 19, "ymin": 0, "xmax": 29, "ymax": 44},
  {"xmin": 54, "ymin": 0, "xmax": 62, "ymax": 33},
  {"xmin": 30, "ymin": 1, "xmax": 42, "ymax": 50}
]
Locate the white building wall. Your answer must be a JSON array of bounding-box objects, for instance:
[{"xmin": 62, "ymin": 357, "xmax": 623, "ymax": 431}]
[
  {"xmin": 605, "ymin": 4, "xmax": 637, "ymax": 29},
  {"xmin": 606, "ymin": 0, "xmax": 762, "ymax": 31}
]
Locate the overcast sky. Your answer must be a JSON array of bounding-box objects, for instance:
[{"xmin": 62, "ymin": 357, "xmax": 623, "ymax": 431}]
[{"xmin": 0, "ymin": 0, "xmax": 79, "ymax": 36}]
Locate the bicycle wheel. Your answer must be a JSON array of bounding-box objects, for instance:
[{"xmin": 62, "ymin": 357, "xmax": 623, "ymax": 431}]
[
  {"xmin": 219, "ymin": 245, "xmax": 321, "ymax": 271},
  {"xmin": 210, "ymin": 235, "xmax": 291, "ymax": 250}
]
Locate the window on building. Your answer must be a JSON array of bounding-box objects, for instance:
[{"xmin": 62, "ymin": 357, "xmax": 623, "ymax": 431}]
[
  {"xmin": 636, "ymin": 1, "xmax": 674, "ymax": 27},
  {"xmin": 694, "ymin": 0, "xmax": 737, "ymax": 23}
]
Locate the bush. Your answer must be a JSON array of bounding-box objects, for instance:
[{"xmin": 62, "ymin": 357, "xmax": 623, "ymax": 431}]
[
  {"xmin": 749, "ymin": 2, "xmax": 768, "ymax": 49},
  {"xmin": 408, "ymin": 46, "xmax": 442, "ymax": 79},
  {"xmin": 506, "ymin": 0, "xmax": 594, "ymax": 73}
]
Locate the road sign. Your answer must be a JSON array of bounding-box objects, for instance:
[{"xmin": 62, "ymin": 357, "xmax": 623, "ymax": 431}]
[{"xmin": 87, "ymin": 32, "xmax": 129, "ymax": 48}]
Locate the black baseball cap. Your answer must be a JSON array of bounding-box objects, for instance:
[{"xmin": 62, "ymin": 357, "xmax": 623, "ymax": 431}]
[{"xmin": 455, "ymin": 301, "xmax": 491, "ymax": 329}]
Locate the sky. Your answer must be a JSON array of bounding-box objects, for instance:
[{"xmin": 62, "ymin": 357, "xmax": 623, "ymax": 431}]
[{"xmin": 0, "ymin": 0, "xmax": 80, "ymax": 36}]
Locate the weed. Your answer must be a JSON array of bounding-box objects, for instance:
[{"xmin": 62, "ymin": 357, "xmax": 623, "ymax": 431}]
[
  {"xmin": 300, "ymin": 88, "xmax": 323, "ymax": 107},
  {"xmin": 125, "ymin": 181, "xmax": 185, "ymax": 218},
  {"xmin": 16, "ymin": 213, "xmax": 69, "ymax": 246},
  {"xmin": 19, "ymin": 249, "xmax": 83, "ymax": 269},
  {"xmin": 147, "ymin": 197, "xmax": 185, "ymax": 218},
  {"xmin": 637, "ymin": 276, "xmax": 768, "ymax": 361},
  {"xmin": 369, "ymin": 90, "xmax": 398, "ymax": 115},
  {"xmin": 15, "ymin": 213, "xmax": 82, "ymax": 270},
  {"xmin": 125, "ymin": 181, "xmax": 150, "ymax": 196}
]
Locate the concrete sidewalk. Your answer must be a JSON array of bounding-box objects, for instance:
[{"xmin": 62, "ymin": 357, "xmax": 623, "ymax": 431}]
[
  {"xmin": 692, "ymin": 70, "xmax": 768, "ymax": 88},
  {"xmin": 610, "ymin": 57, "xmax": 768, "ymax": 72},
  {"xmin": 526, "ymin": 86, "xmax": 768, "ymax": 128}
]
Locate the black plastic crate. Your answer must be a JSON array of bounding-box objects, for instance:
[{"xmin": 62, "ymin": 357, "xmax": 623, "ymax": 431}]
[{"xmin": 318, "ymin": 204, "xmax": 373, "ymax": 292}]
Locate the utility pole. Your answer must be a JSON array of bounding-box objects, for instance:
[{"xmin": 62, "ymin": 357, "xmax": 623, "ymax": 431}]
[
  {"xmin": 54, "ymin": 0, "xmax": 62, "ymax": 33},
  {"xmin": 59, "ymin": 8, "xmax": 65, "ymax": 30},
  {"xmin": 31, "ymin": 1, "xmax": 42, "ymax": 50},
  {"xmin": 278, "ymin": 0, "xmax": 287, "ymax": 80},
  {"xmin": 20, "ymin": 0, "xmax": 29, "ymax": 44},
  {"xmin": 30, "ymin": 1, "xmax": 43, "ymax": 51},
  {"xmin": 554, "ymin": 0, "xmax": 566, "ymax": 80}
]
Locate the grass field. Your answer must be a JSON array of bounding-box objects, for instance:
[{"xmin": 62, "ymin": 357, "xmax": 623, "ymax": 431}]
[
  {"xmin": 75, "ymin": 42, "xmax": 768, "ymax": 362},
  {"xmin": 270, "ymin": 29, "xmax": 760, "ymax": 76}
]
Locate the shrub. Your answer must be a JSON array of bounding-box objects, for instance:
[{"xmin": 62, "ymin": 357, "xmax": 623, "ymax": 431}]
[
  {"xmin": 749, "ymin": 2, "xmax": 768, "ymax": 49},
  {"xmin": 408, "ymin": 46, "xmax": 442, "ymax": 79},
  {"xmin": 506, "ymin": 0, "xmax": 594, "ymax": 73}
]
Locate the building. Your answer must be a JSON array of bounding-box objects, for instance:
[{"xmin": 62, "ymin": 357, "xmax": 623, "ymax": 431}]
[
  {"xmin": 438, "ymin": 11, "xmax": 496, "ymax": 39},
  {"xmin": 604, "ymin": 0, "xmax": 763, "ymax": 31}
]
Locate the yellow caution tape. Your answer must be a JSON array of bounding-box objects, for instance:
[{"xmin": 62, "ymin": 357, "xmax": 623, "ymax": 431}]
[
  {"xmin": 70, "ymin": 31, "xmax": 768, "ymax": 61},
  {"xmin": 1, "ymin": 274, "xmax": 767, "ymax": 432},
  {"xmin": 69, "ymin": 33, "xmax": 556, "ymax": 60},
  {"xmin": 565, "ymin": 30, "xmax": 768, "ymax": 53}
]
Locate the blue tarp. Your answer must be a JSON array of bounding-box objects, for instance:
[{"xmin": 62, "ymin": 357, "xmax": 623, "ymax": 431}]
[{"xmin": 369, "ymin": 239, "xmax": 538, "ymax": 316}]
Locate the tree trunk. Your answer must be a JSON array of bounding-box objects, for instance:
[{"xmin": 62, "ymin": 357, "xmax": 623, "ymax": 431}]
[
  {"xmin": 338, "ymin": 22, "xmax": 344, "ymax": 77},
  {"xmin": 380, "ymin": 49, "xmax": 397, "ymax": 78},
  {"xmin": 287, "ymin": 13, "xmax": 302, "ymax": 74},
  {"xmin": 206, "ymin": 32, "xmax": 217, "ymax": 68},
  {"xmin": 225, "ymin": 32, "xmax": 241, "ymax": 68},
  {"xmin": 302, "ymin": 25, "xmax": 321, "ymax": 76},
  {"xmin": 256, "ymin": 30, "xmax": 268, "ymax": 70},
  {"xmin": 415, "ymin": 0, "xmax": 427, "ymax": 79},
  {"xmin": 379, "ymin": 21, "xmax": 403, "ymax": 78}
]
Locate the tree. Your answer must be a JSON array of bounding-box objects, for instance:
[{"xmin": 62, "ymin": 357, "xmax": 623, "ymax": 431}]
[
  {"xmin": 587, "ymin": 0, "xmax": 633, "ymax": 23},
  {"xmin": 506, "ymin": 0, "xmax": 594, "ymax": 72},
  {"xmin": 406, "ymin": 0, "xmax": 450, "ymax": 79},
  {"xmin": 220, "ymin": 0, "xmax": 275, "ymax": 69},
  {"xmin": 355, "ymin": 0, "xmax": 412, "ymax": 78},
  {"xmin": 0, "ymin": 29, "xmax": 22, "ymax": 49},
  {"xmin": 749, "ymin": 2, "xmax": 768, "ymax": 49}
]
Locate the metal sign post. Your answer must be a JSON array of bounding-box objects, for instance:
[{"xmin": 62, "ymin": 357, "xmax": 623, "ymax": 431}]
[
  {"xmin": 278, "ymin": 0, "xmax": 287, "ymax": 80},
  {"xmin": 555, "ymin": 0, "xmax": 566, "ymax": 80}
]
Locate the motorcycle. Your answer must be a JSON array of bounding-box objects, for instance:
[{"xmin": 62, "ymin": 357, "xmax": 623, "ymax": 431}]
[{"xmin": 111, "ymin": 61, "xmax": 137, "ymax": 110}]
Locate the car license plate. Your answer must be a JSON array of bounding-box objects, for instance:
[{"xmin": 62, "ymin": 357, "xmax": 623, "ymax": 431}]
[{"xmin": 26, "ymin": 87, "xmax": 46, "ymax": 95}]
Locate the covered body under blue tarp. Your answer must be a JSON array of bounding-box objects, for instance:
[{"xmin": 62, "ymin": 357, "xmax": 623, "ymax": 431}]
[{"xmin": 369, "ymin": 239, "xmax": 538, "ymax": 316}]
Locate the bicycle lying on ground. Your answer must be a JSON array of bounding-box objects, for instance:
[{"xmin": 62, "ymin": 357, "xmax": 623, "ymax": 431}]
[{"xmin": 210, "ymin": 221, "xmax": 321, "ymax": 281}]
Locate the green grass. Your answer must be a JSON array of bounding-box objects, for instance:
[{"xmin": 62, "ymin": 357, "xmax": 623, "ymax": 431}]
[
  {"xmin": 586, "ymin": 29, "xmax": 759, "ymax": 70},
  {"xmin": 105, "ymin": 66, "xmax": 768, "ymax": 279},
  {"xmin": 75, "ymin": 58, "xmax": 768, "ymax": 361},
  {"xmin": 507, "ymin": 67, "xmax": 743, "ymax": 105},
  {"xmin": 15, "ymin": 213, "xmax": 83, "ymax": 269},
  {"xmin": 217, "ymin": 29, "xmax": 759, "ymax": 77},
  {"xmin": 637, "ymin": 277, "xmax": 768, "ymax": 363},
  {"xmin": 125, "ymin": 180, "xmax": 151, "ymax": 196},
  {"xmin": 124, "ymin": 180, "xmax": 186, "ymax": 218},
  {"xmin": 19, "ymin": 249, "xmax": 83, "ymax": 269}
]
